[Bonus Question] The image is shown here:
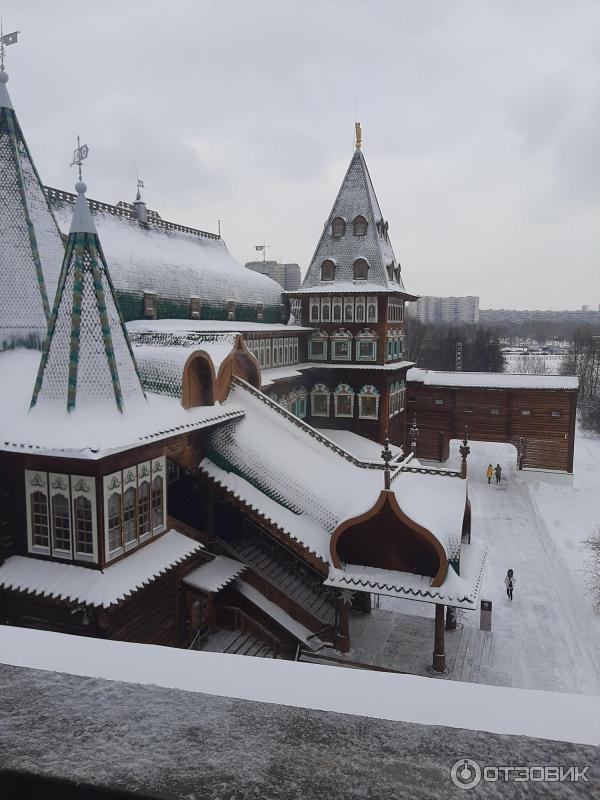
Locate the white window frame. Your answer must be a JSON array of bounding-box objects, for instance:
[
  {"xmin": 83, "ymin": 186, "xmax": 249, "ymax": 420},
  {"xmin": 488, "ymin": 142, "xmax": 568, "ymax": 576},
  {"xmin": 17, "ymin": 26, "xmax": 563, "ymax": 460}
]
[
  {"xmin": 334, "ymin": 385, "xmax": 355, "ymax": 418},
  {"xmin": 355, "ymin": 330, "xmax": 377, "ymax": 362},
  {"xmin": 137, "ymin": 461, "xmax": 152, "ymax": 543},
  {"xmin": 49, "ymin": 473, "xmax": 73, "ymax": 560},
  {"xmin": 122, "ymin": 467, "xmax": 139, "ymax": 551},
  {"xmin": 332, "ymin": 297, "xmax": 342, "ymax": 323},
  {"xmin": 331, "ymin": 330, "xmax": 352, "ymax": 362},
  {"xmin": 71, "ymin": 475, "xmax": 98, "ymax": 563},
  {"xmin": 265, "ymin": 339, "xmax": 271, "ymax": 369},
  {"xmin": 367, "ymin": 296, "xmax": 378, "ymax": 323},
  {"xmin": 308, "ymin": 331, "xmax": 328, "ymax": 361},
  {"xmin": 151, "ymin": 456, "xmax": 167, "ymax": 534},
  {"xmin": 25, "ymin": 470, "xmax": 50, "ymax": 556},
  {"xmin": 283, "ymin": 339, "xmax": 289, "ymax": 365},
  {"xmin": 310, "ymin": 297, "xmax": 320, "ymax": 323},
  {"xmin": 104, "ymin": 471, "xmax": 124, "ymax": 562},
  {"xmin": 358, "ymin": 386, "xmax": 380, "ymax": 420},
  {"xmin": 321, "ymin": 297, "xmax": 331, "ymax": 323},
  {"xmin": 311, "ymin": 385, "xmax": 330, "ymax": 417},
  {"xmin": 343, "ymin": 299, "xmax": 354, "ymax": 323},
  {"xmin": 293, "ymin": 338, "xmax": 298, "ymax": 364},
  {"xmin": 355, "ymin": 296, "xmax": 366, "ymax": 323}
]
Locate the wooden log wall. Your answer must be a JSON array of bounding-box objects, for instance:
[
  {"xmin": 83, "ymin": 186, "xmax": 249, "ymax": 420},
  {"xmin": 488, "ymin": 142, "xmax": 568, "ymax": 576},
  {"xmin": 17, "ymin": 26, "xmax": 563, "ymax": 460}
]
[{"xmin": 406, "ymin": 383, "xmax": 577, "ymax": 473}]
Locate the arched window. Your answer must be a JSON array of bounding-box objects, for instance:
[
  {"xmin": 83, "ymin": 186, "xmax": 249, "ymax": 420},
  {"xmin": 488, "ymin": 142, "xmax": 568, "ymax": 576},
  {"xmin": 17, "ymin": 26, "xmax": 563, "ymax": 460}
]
[
  {"xmin": 322, "ymin": 303, "xmax": 331, "ymax": 322},
  {"xmin": 367, "ymin": 297, "xmax": 377, "ymax": 322},
  {"xmin": 353, "ymin": 258, "xmax": 369, "ymax": 281},
  {"xmin": 343, "ymin": 300, "xmax": 354, "ymax": 322},
  {"xmin": 355, "ymin": 296, "xmax": 365, "ymax": 322},
  {"xmin": 123, "ymin": 486, "xmax": 137, "ymax": 546},
  {"xmin": 73, "ymin": 496, "xmax": 93, "ymax": 555},
  {"xmin": 52, "ymin": 493, "xmax": 71, "ymax": 553},
  {"xmin": 107, "ymin": 492, "xmax": 122, "ymax": 553},
  {"xmin": 31, "ymin": 490, "xmax": 49, "ymax": 549},
  {"xmin": 353, "ymin": 215, "xmax": 368, "ymax": 236},
  {"xmin": 334, "ymin": 384, "xmax": 355, "ymax": 418},
  {"xmin": 331, "ymin": 217, "xmax": 346, "ymax": 238},
  {"xmin": 331, "ymin": 329, "xmax": 352, "ymax": 361},
  {"xmin": 358, "ymin": 385, "xmax": 380, "ymax": 419},
  {"xmin": 332, "ymin": 297, "xmax": 342, "ymax": 322},
  {"xmin": 310, "ymin": 297, "xmax": 320, "ymax": 322},
  {"xmin": 321, "ymin": 259, "xmax": 335, "ymax": 282},
  {"xmin": 138, "ymin": 480, "xmax": 151, "ymax": 539},
  {"xmin": 152, "ymin": 475, "xmax": 164, "ymax": 532},
  {"xmin": 310, "ymin": 384, "xmax": 330, "ymax": 417}
]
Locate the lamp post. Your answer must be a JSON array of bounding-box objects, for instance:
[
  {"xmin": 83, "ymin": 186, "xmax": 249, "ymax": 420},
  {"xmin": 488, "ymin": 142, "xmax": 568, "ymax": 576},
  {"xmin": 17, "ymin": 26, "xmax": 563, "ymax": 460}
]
[
  {"xmin": 459, "ymin": 426, "xmax": 470, "ymax": 479},
  {"xmin": 408, "ymin": 413, "xmax": 419, "ymax": 453}
]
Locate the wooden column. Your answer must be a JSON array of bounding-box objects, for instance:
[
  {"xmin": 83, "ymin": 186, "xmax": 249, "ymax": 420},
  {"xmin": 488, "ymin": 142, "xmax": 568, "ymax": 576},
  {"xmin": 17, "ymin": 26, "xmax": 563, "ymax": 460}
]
[
  {"xmin": 445, "ymin": 605, "xmax": 457, "ymax": 631},
  {"xmin": 336, "ymin": 594, "xmax": 350, "ymax": 654},
  {"xmin": 432, "ymin": 604, "xmax": 447, "ymax": 673}
]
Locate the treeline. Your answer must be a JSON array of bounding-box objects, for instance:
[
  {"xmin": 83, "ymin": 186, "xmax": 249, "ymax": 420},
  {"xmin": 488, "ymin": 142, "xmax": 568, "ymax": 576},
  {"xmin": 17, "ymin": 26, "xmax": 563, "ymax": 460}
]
[
  {"xmin": 404, "ymin": 320, "xmax": 505, "ymax": 373},
  {"xmin": 492, "ymin": 320, "xmax": 600, "ymax": 343},
  {"xmin": 561, "ymin": 331, "xmax": 600, "ymax": 435}
]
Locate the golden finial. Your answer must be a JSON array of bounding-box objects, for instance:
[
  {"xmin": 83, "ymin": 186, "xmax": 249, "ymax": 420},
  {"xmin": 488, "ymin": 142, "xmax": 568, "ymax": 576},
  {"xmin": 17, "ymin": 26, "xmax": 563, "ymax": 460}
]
[{"xmin": 354, "ymin": 120, "xmax": 362, "ymax": 150}]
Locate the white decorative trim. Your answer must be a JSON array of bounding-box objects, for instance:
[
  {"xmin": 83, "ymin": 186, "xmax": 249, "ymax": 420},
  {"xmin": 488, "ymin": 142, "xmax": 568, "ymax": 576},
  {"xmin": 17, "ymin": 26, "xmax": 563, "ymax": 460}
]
[
  {"xmin": 71, "ymin": 475, "xmax": 98, "ymax": 563},
  {"xmin": 151, "ymin": 456, "xmax": 167, "ymax": 534},
  {"xmin": 49, "ymin": 473, "xmax": 73, "ymax": 560},
  {"xmin": 137, "ymin": 461, "xmax": 152, "ymax": 543},
  {"xmin": 103, "ymin": 471, "xmax": 123, "ymax": 562},
  {"xmin": 25, "ymin": 470, "xmax": 50, "ymax": 556}
]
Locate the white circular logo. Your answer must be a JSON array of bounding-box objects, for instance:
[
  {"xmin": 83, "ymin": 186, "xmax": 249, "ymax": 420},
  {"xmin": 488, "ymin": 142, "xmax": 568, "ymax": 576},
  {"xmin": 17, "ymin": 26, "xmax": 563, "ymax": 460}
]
[{"xmin": 450, "ymin": 759, "xmax": 482, "ymax": 789}]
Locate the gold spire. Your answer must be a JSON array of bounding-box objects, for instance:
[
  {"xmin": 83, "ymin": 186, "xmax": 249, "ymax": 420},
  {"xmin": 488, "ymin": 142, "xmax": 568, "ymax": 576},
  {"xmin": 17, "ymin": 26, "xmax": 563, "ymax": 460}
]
[{"xmin": 354, "ymin": 120, "xmax": 362, "ymax": 150}]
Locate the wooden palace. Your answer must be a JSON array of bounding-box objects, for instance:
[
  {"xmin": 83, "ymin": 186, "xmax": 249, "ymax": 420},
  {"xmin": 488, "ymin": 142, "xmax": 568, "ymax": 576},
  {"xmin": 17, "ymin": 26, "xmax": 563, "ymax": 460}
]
[{"xmin": 0, "ymin": 65, "xmax": 575, "ymax": 671}]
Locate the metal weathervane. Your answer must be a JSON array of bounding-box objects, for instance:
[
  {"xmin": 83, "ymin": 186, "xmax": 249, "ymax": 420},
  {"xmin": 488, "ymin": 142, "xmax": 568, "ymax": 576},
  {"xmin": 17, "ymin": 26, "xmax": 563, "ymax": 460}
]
[
  {"xmin": 70, "ymin": 136, "xmax": 90, "ymax": 182},
  {"xmin": 0, "ymin": 21, "xmax": 20, "ymax": 71}
]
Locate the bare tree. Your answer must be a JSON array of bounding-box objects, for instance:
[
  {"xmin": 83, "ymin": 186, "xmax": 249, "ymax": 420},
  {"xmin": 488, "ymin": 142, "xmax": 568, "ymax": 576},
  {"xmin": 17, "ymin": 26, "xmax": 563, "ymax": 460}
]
[{"xmin": 510, "ymin": 355, "xmax": 549, "ymax": 375}]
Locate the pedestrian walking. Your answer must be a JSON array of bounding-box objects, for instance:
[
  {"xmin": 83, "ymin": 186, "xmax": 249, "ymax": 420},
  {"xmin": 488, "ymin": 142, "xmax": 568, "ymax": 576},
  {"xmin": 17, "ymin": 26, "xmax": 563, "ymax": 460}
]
[
  {"xmin": 486, "ymin": 464, "xmax": 493, "ymax": 484},
  {"xmin": 505, "ymin": 569, "xmax": 516, "ymax": 601},
  {"xmin": 495, "ymin": 464, "xmax": 502, "ymax": 483}
]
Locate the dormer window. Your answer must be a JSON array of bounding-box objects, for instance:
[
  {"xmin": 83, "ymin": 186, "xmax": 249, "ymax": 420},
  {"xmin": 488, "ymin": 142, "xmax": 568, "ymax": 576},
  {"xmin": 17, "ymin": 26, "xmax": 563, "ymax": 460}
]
[
  {"xmin": 256, "ymin": 302, "xmax": 264, "ymax": 321},
  {"xmin": 353, "ymin": 258, "xmax": 369, "ymax": 281},
  {"xmin": 321, "ymin": 259, "xmax": 336, "ymax": 282},
  {"xmin": 331, "ymin": 217, "xmax": 346, "ymax": 238},
  {"xmin": 190, "ymin": 297, "xmax": 201, "ymax": 319},
  {"xmin": 144, "ymin": 292, "xmax": 157, "ymax": 319},
  {"xmin": 227, "ymin": 300, "xmax": 235, "ymax": 320},
  {"xmin": 353, "ymin": 215, "xmax": 368, "ymax": 236}
]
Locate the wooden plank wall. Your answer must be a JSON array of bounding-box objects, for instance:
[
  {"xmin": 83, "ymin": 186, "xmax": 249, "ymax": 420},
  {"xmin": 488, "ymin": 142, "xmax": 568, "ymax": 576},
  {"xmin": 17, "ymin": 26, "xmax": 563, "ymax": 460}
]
[{"xmin": 407, "ymin": 383, "xmax": 577, "ymax": 473}]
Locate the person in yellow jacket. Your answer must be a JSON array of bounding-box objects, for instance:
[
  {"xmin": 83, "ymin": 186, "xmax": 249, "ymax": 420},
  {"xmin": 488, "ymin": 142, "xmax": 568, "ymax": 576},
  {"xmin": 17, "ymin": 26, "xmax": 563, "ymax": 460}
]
[{"xmin": 486, "ymin": 464, "xmax": 493, "ymax": 484}]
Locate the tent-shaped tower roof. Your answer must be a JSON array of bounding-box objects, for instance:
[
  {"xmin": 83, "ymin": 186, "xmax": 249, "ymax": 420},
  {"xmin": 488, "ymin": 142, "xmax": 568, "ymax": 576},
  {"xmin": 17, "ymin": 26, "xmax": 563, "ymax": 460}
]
[
  {"xmin": 0, "ymin": 67, "xmax": 65, "ymax": 348},
  {"xmin": 297, "ymin": 127, "xmax": 411, "ymax": 295},
  {"xmin": 31, "ymin": 180, "xmax": 146, "ymax": 413}
]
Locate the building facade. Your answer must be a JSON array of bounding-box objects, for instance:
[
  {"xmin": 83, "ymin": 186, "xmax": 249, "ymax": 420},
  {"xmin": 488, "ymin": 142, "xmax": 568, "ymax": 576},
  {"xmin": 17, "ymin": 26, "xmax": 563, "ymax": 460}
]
[
  {"xmin": 245, "ymin": 260, "xmax": 302, "ymax": 292},
  {"xmin": 407, "ymin": 295, "xmax": 480, "ymax": 325}
]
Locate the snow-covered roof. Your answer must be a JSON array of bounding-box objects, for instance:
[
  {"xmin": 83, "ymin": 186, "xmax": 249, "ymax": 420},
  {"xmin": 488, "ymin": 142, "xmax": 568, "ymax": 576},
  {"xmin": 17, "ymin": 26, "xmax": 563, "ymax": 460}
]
[
  {"xmin": 129, "ymin": 330, "xmax": 240, "ymax": 398},
  {"xmin": 0, "ymin": 530, "xmax": 203, "ymax": 608},
  {"xmin": 48, "ymin": 188, "xmax": 284, "ymax": 312},
  {"xmin": 325, "ymin": 537, "xmax": 487, "ymax": 609},
  {"xmin": 183, "ymin": 555, "xmax": 246, "ymax": 594},
  {"xmin": 407, "ymin": 368, "xmax": 579, "ymax": 391},
  {"xmin": 0, "ymin": 348, "xmax": 244, "ymax": 458},
  {"xmin": 127, "ymin": 319, "xmax": 312, "ymax": 334},
  {"xmin": 300, "ymin": 148, "xmax": 409, "ymax": 294},
  {"xmin": 31, "ymin": 183, "xmax": 146, "ymax": 414},
  {"xmin": 0, "ymin": 75, "xmax": 64, "ymax": 349},
  {"xmin": 201, "ymin": 380, "xmax": 467, "ymax": 567},
  {"xmin": 317, "ymin": 428, "xmax": 403, "ymax": 462}
]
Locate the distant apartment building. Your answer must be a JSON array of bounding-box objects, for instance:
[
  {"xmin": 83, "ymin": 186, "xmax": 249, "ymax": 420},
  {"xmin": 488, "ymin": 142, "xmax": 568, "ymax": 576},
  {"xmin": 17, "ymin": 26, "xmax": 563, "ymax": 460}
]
[
  {"xmin": 245, "ymin": 260, "xmax": 302, "ymax": 292},
  {"xmin": 407, "ymin": 295, "xmax": 480, "ymax": 325}
]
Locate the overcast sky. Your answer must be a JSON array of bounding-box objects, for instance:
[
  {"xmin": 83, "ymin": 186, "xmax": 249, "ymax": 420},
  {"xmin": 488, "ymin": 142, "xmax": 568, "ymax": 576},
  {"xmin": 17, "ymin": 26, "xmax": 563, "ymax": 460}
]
[{"xmin": 4, "ymin": 0, "xmax": 600, "ymax": 309}]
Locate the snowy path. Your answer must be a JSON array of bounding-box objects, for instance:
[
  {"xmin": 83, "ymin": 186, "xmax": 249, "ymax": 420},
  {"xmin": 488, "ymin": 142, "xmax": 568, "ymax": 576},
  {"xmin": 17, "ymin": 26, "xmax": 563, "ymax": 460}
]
[
  {"xmin": 459, "ymin": 437, "xmax": 600, "ymax": 695},
  {"xmin": 380, "ymin": 431, "xmax": 600, "ymax": 696}
]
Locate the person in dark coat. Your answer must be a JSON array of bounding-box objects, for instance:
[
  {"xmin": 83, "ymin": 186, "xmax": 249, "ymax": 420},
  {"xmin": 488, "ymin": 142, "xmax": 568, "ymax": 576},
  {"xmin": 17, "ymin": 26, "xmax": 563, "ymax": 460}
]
[
  {"xmin": 505, "ymin": 569, "xmax": 516, "ymax": 601},
  {"xmin": 495, "ymin": 464, "xmax": 502, "ymax": 483}
]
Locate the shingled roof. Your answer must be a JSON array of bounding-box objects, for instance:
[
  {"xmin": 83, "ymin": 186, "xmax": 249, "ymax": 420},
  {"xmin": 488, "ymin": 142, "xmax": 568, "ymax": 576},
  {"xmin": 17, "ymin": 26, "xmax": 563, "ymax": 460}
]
[
  {"xmin": 294, "ymin": 144, "xmax": 412, "ymax": 295},
  {"xmin": 0, "ymin": 69, "xmax": 64, "ymax": 349},
  {"xmin": 31, "ymin": 181, "xmax": 146, "ymax": 413}
]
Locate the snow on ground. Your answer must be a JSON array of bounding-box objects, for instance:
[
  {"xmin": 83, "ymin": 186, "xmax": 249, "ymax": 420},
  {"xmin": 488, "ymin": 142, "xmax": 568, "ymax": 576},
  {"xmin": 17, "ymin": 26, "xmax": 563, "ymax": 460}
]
[{"xmin": 382, "ymin": 427, "xmax": 600, "ymax": 696}]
